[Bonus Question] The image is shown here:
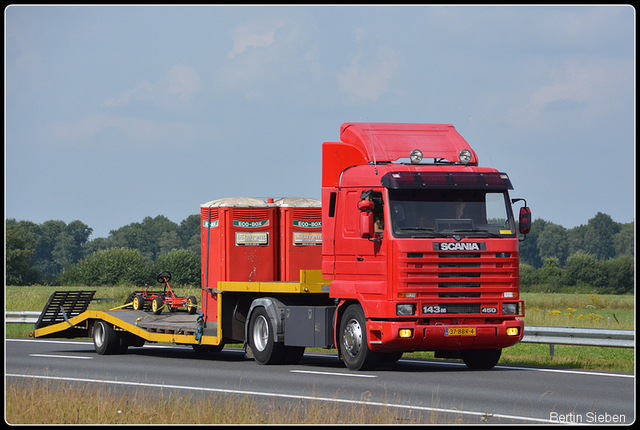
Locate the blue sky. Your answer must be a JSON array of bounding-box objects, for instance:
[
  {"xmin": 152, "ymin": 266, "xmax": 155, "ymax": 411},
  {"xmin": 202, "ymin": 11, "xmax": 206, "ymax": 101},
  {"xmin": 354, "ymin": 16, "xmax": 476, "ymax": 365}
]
[{"xmin": 5, "ymin": 5, "xmax": 635, "ymax": 239}]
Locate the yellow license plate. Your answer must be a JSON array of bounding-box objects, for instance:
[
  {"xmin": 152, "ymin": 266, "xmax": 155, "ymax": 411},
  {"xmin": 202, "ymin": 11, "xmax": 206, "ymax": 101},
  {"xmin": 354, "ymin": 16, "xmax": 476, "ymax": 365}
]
[{"xmin": 445, "ymin": 327, "xmax": 476, "ymax": 336}]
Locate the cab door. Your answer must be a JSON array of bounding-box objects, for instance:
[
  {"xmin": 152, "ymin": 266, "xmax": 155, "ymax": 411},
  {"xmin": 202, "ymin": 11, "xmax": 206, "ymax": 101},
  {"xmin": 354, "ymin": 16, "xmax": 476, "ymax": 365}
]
[{"xmin": 355, "ymin": 188, "xmax": 387, "ymax": 295}]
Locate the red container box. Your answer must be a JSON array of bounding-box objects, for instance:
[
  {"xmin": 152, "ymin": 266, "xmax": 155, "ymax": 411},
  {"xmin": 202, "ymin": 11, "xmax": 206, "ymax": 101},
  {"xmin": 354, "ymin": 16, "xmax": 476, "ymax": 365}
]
[
  {"xmin": 200, "ymin": 197, "xmax": 278, "ymax": 291},
  {"xmin": 274, "ymin": 197, "xmax": 322, "ymax": 281}
]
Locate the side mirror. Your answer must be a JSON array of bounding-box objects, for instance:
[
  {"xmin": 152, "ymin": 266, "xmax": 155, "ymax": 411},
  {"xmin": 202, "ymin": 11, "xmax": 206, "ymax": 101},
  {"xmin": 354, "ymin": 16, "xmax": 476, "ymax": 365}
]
[
  {"xmin": 357, "ymin": 199, "xmax": 375, "ymax": 239},
  {"xmin": 519, "ymin": 206, "xmax": 532, "ymax": 235}
]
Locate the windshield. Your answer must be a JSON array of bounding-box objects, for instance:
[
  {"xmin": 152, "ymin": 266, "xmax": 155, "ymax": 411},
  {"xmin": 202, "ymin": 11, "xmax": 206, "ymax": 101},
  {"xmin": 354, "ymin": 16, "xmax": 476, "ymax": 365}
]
[{"xmin": 387, "ymin": 188, "xmax": 516, "ymax": 238}]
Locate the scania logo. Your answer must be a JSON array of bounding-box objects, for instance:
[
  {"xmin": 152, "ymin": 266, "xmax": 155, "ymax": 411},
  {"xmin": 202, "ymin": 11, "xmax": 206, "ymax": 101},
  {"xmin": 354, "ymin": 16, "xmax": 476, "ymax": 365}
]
[{"xmin": 434, "ymin": 242, "xmax": 486, "ymax": 251}]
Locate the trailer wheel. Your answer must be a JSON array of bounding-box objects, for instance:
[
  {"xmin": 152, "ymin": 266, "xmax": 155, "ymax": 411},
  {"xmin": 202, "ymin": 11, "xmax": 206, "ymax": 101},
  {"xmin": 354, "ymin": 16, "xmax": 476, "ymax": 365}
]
[
  {"xmin": 93, "ymin": 321, "xmax": 118, "ymax": 355},
  {"xmin": 460, "ymin": 348, "xmax": 502, "ymax": 370},
  {"xmin": 132, "ymin": 294, "xmax": 145, "ymax": 311},
  {"xmin": 187, "ymin": 296, "xmax": 198, "ymax": 314},
  {"xmin": 339, "ymin": 304, "xmax": 379, "ymax": 371},
  {"xmin": 248, "ymin": 307, "xmax": 284, "ymax": 365},
  {"xmin": 151, "ymin": 296, "xmax": 164, "ymax": 315}
]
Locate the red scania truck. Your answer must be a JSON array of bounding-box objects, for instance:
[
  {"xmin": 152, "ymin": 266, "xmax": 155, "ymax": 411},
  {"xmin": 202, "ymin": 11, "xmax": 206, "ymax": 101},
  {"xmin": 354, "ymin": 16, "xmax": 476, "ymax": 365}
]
[{"xmin": 34, "ymin": 123, "xmax": 531, "ymax": 371}]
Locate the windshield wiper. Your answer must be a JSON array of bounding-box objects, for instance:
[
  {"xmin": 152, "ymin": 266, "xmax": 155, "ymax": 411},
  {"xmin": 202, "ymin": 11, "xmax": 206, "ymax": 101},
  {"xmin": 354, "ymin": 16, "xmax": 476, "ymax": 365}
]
[
  {"xmin": 396, "ymin": 227, "xmax": 447, "ymax": 237},
  {"xmin": 452, "ymin": 229, "xmax": 502, "ymax": 238}
]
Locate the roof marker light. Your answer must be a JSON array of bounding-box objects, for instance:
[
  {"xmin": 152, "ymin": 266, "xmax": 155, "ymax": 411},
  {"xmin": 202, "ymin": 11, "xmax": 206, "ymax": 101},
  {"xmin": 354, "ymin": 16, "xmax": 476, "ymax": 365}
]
[
  {"xmin": 410, "ymin": 149, "xmax": 423, "ymax": 164},
  {"xmin": 459, "ymin": 149, "xmax": 472, "ymax": 164}
]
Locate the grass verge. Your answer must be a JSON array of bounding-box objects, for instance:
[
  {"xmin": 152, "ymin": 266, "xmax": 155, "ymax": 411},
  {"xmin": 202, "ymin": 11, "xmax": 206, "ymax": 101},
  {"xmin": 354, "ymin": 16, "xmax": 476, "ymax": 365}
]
[{"xmin": 6, "ymin": 378, "xmax": 437, "ymax": 425}]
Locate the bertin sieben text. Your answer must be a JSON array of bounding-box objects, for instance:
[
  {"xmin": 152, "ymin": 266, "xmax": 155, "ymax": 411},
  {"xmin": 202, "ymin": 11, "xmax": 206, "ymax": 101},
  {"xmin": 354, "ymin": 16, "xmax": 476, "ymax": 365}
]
[{"xmin": 549, "ymin": 411, "xmax": 626, "ymax": 423}]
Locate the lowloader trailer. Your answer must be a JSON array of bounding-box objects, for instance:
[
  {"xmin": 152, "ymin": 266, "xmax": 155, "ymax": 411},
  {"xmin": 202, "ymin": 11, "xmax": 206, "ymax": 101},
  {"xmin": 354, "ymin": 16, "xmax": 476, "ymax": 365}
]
[{"xmin": 34, "ymin": 123, "xmax": 532, "ymax": 371}]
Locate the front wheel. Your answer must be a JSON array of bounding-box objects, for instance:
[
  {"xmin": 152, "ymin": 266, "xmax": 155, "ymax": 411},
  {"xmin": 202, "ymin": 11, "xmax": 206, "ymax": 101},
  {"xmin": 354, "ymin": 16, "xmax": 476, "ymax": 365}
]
[
  {"xmin": 339, "ymin": 304, "xmax": 379, "ymax": 371},
  {"xmin": 460, "ymin": 349, "xmax": 502, "ymax": 370},
  {"xmin": 248, "ymin": 307, "xmax": 284, "ymax": 365}
]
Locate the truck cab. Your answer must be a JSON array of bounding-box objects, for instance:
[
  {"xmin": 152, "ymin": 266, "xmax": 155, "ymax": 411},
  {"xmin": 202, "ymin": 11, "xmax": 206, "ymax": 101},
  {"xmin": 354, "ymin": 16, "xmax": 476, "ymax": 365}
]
[{"xmin": 322, "ymin": 123, "xmax": 530, "ymax": 370}]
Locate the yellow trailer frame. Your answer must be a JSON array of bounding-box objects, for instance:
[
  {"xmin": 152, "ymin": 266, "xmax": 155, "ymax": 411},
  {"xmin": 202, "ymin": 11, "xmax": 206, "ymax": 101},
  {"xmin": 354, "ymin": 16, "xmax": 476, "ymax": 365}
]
[{"xmin": 34, "ymin": 270, "xmax": 329, "ymax": 351}]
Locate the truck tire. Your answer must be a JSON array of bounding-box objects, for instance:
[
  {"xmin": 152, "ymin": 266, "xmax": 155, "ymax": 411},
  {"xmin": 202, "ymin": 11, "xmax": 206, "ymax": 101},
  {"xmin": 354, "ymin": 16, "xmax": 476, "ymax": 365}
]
[
  {"xmin": 339, "ymin": 304, "xmax": 379, "ymax": 371},
  {"xmin": 132, "ymin": 294, "xmax": 145, "ymax": 311},
  {"xmin": 93, "ymin": 320, "xmax": 118, "ymax": 355},
  {"xmin": 460, "ymin": 348, "xmax": 502, "ymax": 370},
  {"xmin": 248, "ymin": 306, "xmax": 285, "ymax": 365}
]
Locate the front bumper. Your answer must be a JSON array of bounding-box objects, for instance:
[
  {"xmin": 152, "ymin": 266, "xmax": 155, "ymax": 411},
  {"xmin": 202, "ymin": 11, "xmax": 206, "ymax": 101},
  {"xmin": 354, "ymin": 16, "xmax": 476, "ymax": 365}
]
[{"xmin": 366, "ymin": 319, "xmax": 524, "ymax": 353}]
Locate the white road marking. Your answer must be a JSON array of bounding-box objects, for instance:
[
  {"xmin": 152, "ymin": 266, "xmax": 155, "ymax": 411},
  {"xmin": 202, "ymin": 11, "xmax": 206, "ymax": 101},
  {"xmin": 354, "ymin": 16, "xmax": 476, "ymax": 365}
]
[
  {"xmin": 29, "ymin": 354, "xmax": 93, "ymax": 360},
  {"xmin": 290, "ymin": 369, "xmax": 376, "ymax": 378}
]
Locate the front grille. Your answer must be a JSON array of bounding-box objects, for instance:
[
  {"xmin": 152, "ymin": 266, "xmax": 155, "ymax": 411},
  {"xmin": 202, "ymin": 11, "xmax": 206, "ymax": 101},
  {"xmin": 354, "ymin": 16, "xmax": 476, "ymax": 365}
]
[
  {"xmin": 438, "ymin": 262, "xmax": 480, "ymax": 268},
  {"xmin": 438, "ymin": 252, "xmax": 481, "ymax": 259},
  {"xmin": 439, "ymin": 292, "xmax": 481, "ymax": 298},
  {"xmin": 399, "ymin": 247, "xmax": 519, "ymax": 317},
  {"xmin": 439, "ymin": 272, "xmax": 481, "ymax": 278},
  {"xmin": 439, "ymin": 282, "xmax": 481, "ymax": 288}
]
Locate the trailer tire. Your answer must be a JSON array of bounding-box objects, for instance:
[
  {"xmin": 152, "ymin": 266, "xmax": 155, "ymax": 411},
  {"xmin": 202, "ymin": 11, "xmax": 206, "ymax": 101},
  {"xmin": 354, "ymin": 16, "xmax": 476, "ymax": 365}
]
[
  {"xmin": 460, "ymin": 348, "xmax": 502, "ymax": 370},
  {"xmin": 248, "ymin": 307, "xmax": 285, "ymax": 365},
  {"xmin": 339, "ymin": 304, "xmax": 379, "ymax": 371},
  {"xmin": 132, "ymin": 294, "xmax": 145, "ymax": 311},
  {"xmin": 93, "ymin": 321, "xmax": 118, "ymax": 355}
]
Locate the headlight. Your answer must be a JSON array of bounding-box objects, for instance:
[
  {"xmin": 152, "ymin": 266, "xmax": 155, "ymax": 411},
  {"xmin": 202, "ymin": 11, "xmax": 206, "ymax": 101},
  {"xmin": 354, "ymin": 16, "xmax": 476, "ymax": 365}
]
[
  {"xmin": 502, "ymin": 303, "xmax": 519, "ymax": 315},
  {"xmin": 396, "ymin": 303, "xmax": 415, "ymax": 316}
]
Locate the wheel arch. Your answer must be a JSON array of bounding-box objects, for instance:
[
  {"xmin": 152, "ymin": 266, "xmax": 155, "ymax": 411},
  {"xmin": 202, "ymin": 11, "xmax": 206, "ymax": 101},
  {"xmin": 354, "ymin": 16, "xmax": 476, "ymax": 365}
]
[{"xmin": 244, "ymin": 297, "xmax": 286, "ymax": 347}]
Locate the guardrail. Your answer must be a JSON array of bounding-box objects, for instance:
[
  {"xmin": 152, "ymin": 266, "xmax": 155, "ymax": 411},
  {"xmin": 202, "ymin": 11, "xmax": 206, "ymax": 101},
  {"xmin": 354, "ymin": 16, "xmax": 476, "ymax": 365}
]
[
  {"xmin": 522, "ymin": 325, "xmax": 634, "ymax": 357},
  {"xmin": 7, "ymin": 312, "xmax": 634, "ymax": 352},
  {"xmin": 522, "ymin": 325, "xmax": 634, "ymax": 348},
  {"xmin": 6, "ymin": 311, "xmax": 41, "ymax": 324}
]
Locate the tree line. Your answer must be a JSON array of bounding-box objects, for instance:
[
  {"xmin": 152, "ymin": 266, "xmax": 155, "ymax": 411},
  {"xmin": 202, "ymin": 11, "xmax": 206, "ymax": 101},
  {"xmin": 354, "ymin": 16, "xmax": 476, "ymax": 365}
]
[
  {"xmin": 518, "ymin": 212, "xmax": 634, "ymax": 294},
  {"xmin": 6, "ymin": 215, "xmax": 201, "ymax": 286},
  {"xmin": 5, "ymin": 212, "xmax": 634, "ymax": 293}
]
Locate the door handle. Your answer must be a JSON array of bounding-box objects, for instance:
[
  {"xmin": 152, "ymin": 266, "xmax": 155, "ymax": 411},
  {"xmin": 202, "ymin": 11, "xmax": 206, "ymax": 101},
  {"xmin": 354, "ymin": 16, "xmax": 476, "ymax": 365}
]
[{"xmin": 356, "ymin": 256, "xmax": 364, "ymax": 261}]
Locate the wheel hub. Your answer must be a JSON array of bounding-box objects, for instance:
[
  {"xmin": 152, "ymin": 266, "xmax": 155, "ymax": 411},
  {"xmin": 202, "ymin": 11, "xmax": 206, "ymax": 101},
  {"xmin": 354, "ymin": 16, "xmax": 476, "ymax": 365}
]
[
  {"xmin": 252, "ymin": 315, "xmax": 269, "ymax": 352},
  {"xmin": 342, "ymin": 318, "xmax": 362, "ymax": 357},
  {"xmin": 94, "ymin": 323, "xmax": 105, "ymax": 348}
]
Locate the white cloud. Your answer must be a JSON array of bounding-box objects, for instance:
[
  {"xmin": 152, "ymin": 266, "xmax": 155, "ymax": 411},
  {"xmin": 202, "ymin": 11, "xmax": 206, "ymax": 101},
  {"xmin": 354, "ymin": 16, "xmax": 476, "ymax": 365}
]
[
  {"xmin": 336, "ymin": 46, "xmax": 400, "ymax": 103},
  {"xmin": 104, "ymin": 64, "xmax": 200, "ymax": 111},
  {"xmin": 217, "ymin": 18, "xmax": 319, "ymax": 98},
  {"xmin": 227, "ymin": 22, "xmax": 282, "ymax": 58},
  {"xmin": 165, "ymin": 64, "xmax": 201, "ymax": 98},
  {"xmin": 46, "ymin": 112, "xmax": 215, "ymax": 150},
  {"xmin": 503, "ymin": 56, "xmax": 633, "ymax": 130}
]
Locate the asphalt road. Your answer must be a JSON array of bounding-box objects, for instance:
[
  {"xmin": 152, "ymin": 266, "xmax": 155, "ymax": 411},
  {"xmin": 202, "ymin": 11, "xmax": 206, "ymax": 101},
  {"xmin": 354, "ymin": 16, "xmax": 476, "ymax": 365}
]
[{"xmin": 6, "ymin": 338, "xmax": 635, "ymax": 424}]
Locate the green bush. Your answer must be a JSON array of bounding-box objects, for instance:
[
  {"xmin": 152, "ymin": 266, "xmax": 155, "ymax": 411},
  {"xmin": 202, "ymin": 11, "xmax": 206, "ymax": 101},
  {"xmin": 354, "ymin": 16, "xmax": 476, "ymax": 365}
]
[
  {"xmin": 600, "ymin": 256, "xmax": 634, "ymax": 294},
  {"xmin": 562, "ymin": 252, "xmax": 601, "ymax": 287},
  {"xmin": 59, "ymin": 248, "xmax": 151, "ymax": 286},
  {"xmin": 151, "ymin": 249, "xmax": 201, "ymax": 286},
  {"xmin": 518, "ymin": 262, "xmax": 538, "ymax": 290}
]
